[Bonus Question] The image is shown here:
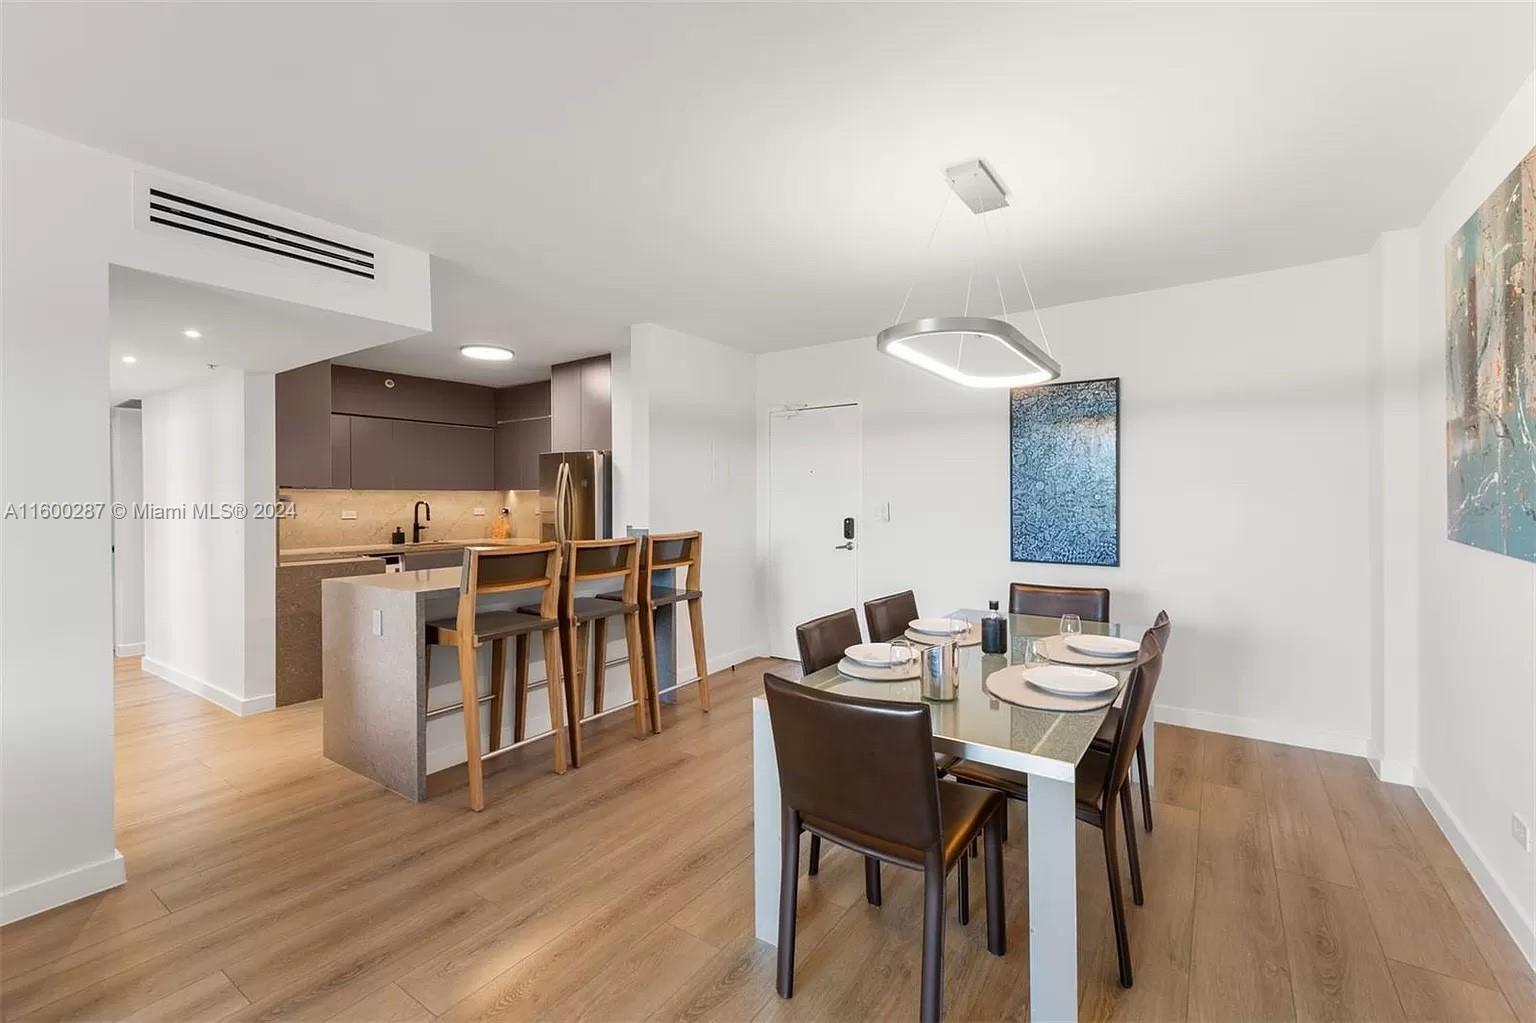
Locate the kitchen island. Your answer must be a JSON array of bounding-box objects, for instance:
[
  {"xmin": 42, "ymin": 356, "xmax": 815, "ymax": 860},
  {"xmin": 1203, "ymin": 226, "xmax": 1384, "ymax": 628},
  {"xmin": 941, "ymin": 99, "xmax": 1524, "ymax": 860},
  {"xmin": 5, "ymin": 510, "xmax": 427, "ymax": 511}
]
[{"xmin": 322, "ymin": 562, "xmax": 555, "ymax": 800}]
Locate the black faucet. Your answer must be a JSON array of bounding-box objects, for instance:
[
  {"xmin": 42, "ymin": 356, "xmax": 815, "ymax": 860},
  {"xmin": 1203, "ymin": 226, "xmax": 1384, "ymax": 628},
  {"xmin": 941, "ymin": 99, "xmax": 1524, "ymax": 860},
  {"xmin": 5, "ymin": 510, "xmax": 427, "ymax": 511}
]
[{"xmin": 412, "ymin": 500, "xmax": 431, "ymax": 544}]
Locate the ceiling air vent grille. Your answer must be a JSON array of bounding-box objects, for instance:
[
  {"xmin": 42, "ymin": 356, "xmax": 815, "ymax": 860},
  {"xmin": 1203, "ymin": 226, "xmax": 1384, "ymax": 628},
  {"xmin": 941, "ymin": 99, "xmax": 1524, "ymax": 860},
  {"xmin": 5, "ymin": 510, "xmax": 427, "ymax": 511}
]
[{"xmin": 143, "ymin": 186, "xmax": 377, "ymax": 280}]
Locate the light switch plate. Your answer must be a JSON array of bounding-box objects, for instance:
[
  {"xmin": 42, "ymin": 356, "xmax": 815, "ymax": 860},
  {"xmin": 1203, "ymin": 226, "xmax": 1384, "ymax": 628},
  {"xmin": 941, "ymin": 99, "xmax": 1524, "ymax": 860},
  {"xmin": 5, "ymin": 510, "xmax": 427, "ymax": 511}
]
[
  {"xmin": 371, "ymin": 609, "xmax": 383, "ymax": 637},
  {"xmin": 1513, "ymin": 814, "xmax": 1531, "ymax": 853},
  {"xmin": 473, "ymin": 507, "xmax": 485, "ymax": 516},
  {"xmin": 341, "ymin": 510, "xmax": 357, "ymax": 520}
]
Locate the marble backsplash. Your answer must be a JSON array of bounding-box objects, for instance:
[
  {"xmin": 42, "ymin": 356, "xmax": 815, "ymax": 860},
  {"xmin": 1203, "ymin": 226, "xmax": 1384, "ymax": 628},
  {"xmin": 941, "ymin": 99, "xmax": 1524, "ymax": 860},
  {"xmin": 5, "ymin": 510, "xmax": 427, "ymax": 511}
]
[{"xmin": 278, "ymin": 489, "xmax": 541, "ymax": 550}]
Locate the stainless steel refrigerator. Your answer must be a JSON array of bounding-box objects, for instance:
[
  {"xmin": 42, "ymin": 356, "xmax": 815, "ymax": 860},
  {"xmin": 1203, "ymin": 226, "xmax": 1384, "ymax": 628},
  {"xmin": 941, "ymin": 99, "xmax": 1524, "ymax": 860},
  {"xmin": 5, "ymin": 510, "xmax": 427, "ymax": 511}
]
[{"xmin": 539, "ymin": 450, "xmax": 612, "ymax": 542}]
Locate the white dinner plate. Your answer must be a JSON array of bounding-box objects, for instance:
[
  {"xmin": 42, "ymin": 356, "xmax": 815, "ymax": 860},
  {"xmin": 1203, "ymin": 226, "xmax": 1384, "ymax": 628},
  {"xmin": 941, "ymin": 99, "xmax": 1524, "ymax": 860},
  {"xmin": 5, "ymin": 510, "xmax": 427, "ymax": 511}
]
[
  {"xmin": 1064, "ymin": 634, "xmax": 1140, "ymax": 658},
  {"xmin": 843, "ymin": 642, "xmax": 912, "ymax": 668},
  {"xmin": 1023, "ymin": 664, "xmax": 1119, "ymax": 697},
  {"xmin": 908, "ymin": 617, "xmax": 970, "ymax": 636},
  {"xmin": 837, "ymin": 656, "xmax": 921, "ymax": 682}
]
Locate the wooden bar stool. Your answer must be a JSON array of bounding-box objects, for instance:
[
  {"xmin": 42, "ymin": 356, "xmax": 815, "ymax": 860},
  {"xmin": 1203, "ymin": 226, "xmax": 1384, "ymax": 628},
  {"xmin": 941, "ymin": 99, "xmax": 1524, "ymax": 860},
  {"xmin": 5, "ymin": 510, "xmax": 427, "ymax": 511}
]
[
  {"xmin": 425, "ymin": 543, "xmax": 567, "ymax": 812},
  {"xmin": 528, "ymin": 537, "xmax": 649, "ymax": 767},
  {"xmin": 600, "ymin": 530, "xmax": 708, "ymax": 733}
]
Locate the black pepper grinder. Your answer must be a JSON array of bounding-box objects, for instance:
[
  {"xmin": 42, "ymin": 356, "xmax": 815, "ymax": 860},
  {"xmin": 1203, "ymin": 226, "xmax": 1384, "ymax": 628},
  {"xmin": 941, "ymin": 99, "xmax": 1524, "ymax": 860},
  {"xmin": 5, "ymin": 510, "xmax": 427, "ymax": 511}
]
[{"xmin": 981, "ymin": 599, "xmax": 1008, "ymax": 654}]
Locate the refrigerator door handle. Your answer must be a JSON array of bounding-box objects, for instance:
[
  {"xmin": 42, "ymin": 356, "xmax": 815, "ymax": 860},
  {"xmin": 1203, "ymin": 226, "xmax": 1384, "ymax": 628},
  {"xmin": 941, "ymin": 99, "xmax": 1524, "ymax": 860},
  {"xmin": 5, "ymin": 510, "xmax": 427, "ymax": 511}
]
[{"xmin": 555, "ymin": 461, "xmax": 573, "ymax": 546}]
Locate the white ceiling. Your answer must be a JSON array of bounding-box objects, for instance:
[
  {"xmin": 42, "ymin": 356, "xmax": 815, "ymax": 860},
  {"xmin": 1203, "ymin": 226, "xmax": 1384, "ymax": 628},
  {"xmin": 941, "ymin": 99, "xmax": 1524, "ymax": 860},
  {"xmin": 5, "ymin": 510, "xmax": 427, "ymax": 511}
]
[
  {"xmin": 107, "ymin": 267, "xmax": 410, "ymax": 404},
  {"xmin": 9, "ymin": 3, "xmax": 1536, "ymax": 374}
]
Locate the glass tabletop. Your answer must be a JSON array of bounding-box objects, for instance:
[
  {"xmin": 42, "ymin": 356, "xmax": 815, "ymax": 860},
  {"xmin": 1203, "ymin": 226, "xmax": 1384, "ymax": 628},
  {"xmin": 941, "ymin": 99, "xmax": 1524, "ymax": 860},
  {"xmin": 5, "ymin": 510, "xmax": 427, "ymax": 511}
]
[{"xmin": 795, "ymin": 610, "xmax": 1131, "ymax": 782}]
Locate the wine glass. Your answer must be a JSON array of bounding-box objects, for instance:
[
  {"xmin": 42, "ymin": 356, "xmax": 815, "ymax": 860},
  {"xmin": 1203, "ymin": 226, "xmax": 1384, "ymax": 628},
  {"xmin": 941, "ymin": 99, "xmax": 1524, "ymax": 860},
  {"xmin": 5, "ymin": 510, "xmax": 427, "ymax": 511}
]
[{"xmin": 1060, "ymin": 613, "xmax": 1082, "ymax": 637}]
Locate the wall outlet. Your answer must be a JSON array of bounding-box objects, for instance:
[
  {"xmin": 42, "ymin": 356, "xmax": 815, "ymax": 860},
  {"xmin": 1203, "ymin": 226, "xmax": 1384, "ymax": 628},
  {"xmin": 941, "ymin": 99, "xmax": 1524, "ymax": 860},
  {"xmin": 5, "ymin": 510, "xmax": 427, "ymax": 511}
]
[
  {"xmin": 371, "ymin": 609, "xmax": 383, "ymax": 637},
  {"xmin": 341, "ymin": 510, "xmax": 357, "ymax": 520},
  {"xmin": 1513, "ymin": 814, "xmax": 1531, "ymax": 853},
  {"xmin": 473, "ymin": 507, "xmax": 485, "ymax": 516}
]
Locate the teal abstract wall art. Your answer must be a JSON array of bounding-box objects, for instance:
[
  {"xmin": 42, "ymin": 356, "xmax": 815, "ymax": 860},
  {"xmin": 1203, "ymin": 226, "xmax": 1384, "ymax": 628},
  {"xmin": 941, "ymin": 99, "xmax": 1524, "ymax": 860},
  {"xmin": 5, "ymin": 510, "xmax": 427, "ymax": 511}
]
[
  {"xmin": 1009, "ymin": 377, "xmax": 1119, "ymax": 566},
  {"xmin": 1446, "ymin": 146, "xmax": 1535, "ymax": 563}
]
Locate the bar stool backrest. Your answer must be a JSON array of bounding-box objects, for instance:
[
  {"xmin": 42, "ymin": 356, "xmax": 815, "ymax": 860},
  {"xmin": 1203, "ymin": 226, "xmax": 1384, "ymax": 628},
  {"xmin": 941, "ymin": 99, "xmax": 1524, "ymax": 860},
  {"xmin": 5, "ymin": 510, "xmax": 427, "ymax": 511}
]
[
  {"xmin": 643, "ymin": 530, "xmax": 702, "ymax": 592},
  {"xmin": 458, "ymin": 543, "xmax": 563, "ymax": 641},
  {"xmin": 563, "ymin": 537, "xmax": 641, "ymax": 614}
]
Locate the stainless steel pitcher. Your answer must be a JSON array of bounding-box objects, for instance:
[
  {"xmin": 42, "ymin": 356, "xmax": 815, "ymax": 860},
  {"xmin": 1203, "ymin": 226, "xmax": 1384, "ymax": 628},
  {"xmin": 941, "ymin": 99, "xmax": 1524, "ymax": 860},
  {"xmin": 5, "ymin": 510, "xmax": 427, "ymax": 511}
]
[{"xmin": 920, "ymin": 640, "xmax": 959, "ymax": 702}]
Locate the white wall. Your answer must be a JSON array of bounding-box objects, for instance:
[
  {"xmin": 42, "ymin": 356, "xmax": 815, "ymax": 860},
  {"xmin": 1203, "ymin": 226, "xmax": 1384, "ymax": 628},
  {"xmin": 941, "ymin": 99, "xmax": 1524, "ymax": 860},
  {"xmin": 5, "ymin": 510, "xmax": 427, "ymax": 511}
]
[
  {"xmin": 757, "ymin": 256, "xmax": 1376, "ymax": 754},
  {"xmin": 111, "ymin": 407, "xmax": 146, "ymax": 655},
  {"xmin": 615, "ymin": 324, "xmax": 761, "ymax": 678},
  {"xmin": 142, "ymin": 370, "xmax": 277, "ymax": 714},
  {"xmin": 1409, "ymin": 74, "xmax": 1536, "ymax": 958},
  {"xmin": 0, "ymin": 121, "xmax": 429, "ymax": 923}
]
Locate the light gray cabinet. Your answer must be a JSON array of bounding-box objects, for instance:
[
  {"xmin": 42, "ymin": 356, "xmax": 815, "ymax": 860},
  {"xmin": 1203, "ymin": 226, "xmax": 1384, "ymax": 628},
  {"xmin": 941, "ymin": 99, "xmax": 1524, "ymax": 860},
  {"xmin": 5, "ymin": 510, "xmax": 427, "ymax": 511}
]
[{"xmin": 550, "ymin": 355, "xmax": 611, "ymax": 451}]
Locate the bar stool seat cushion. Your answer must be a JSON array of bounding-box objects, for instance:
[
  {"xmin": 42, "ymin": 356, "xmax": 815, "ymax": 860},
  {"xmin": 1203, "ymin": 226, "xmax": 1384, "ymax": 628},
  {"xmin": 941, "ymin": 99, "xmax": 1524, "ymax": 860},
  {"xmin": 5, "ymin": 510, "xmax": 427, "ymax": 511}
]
[
  {"xmin": 598, "ymin": 586, "xmax": 701, "ymax": 607},
  {"xmin": 519, "ymin": 595, "xmax": 638, "ymax": 622},
  {"xmin": 427, "ymin": 610, "xmax": 553, "ymax": 642}
]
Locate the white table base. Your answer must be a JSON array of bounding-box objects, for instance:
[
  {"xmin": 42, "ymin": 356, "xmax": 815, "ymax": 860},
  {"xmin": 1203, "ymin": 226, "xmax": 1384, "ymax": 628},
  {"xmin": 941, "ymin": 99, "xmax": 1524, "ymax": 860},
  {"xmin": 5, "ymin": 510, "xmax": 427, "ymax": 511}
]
[{"xmin": 752, "ymin": 695, "xmax": 1158, "ymax": 1023}]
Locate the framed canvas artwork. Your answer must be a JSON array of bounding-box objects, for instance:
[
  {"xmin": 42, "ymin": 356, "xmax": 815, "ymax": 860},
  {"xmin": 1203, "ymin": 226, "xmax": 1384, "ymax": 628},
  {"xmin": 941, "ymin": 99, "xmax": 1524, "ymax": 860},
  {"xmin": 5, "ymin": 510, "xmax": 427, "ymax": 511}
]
[
  {"xmin": 1446, "ymin": 146, "xmax": 1535, "ymax": 563},
  {"xmin": 1009, "ymin": 376, "xmax": 1120, "ymax": 566}
]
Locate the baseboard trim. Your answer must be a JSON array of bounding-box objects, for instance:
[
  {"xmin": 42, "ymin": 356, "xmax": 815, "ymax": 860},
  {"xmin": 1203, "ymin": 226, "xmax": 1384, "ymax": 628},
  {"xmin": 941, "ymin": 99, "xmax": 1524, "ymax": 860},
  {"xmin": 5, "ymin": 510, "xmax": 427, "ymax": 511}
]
[
  {"xmin": 0, "ymin": 849, "xmax": 125, "ymax": 925},
  {"xmin": 1153, "ymin": 703, "xmax": 1369, "ymax": 757},
  {"xmin": 142, "ymin": 657, "xmax": 275, "ymax": 716},
  {"xmin": 1417, "ymin": 777, "xmax": 1536, "ymax": 968},
  {"xmin": 114, "ymin": 641, "xmax": 144, "ymax": 657},
  {"xmin": 1369, "ymin": 757, "xmax": 1422, "ymax": 786}
]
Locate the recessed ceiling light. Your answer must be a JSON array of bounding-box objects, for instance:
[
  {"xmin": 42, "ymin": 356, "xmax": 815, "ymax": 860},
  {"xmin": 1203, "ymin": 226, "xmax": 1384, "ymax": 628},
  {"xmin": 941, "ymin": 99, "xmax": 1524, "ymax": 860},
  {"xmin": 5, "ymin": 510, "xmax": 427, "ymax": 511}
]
[
  {"xmin": 183, "ymin": 329, "xmax": 202, "ymax": 339},
  {"xmin": 121, "ymin": 355, "xmax": 137, "ymax": 364},
  {"xmin": 460, "ymin": 344, "xmax": 515, "ymax": 362}
]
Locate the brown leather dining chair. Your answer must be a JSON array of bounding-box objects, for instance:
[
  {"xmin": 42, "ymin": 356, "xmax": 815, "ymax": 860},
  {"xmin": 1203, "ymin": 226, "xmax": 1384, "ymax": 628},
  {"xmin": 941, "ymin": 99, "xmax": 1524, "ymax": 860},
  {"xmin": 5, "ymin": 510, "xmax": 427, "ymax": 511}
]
[
  {"xmin": 764, "ymin": 675, "xmax": 1007, "ymax": 1023},
  {"xmin": 863, "ymin": 590, "xmax": 919, "ymax": 643},
  {"xmin": 1009, "ymin": 581, "xmax": 1158, "ymax": 833},
  {"xmin": 947, "ymin": 617, "xmax": 1169, "ymax": 988},
  {"xmin": 425, "ymin": 543, "xmax": 568, "ymax": 811}
]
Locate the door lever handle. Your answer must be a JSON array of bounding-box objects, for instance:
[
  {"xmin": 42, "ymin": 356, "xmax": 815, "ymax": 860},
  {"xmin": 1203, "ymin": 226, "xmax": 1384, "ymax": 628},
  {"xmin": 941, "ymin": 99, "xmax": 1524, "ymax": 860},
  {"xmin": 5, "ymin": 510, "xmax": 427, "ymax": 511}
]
[{"xmin": 833, "ymin": 542, "xmax": 855, "ymax": 550}]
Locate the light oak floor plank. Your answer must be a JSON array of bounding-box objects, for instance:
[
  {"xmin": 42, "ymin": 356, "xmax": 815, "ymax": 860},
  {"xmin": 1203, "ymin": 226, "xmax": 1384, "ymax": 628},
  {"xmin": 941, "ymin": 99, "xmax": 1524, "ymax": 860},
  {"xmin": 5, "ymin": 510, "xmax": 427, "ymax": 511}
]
[
  {"xmin": 1260, "ymin": 744, "xmax": 1357, "ymax": 889},
  {"xmin": 1274, "ymin": 869, "xmax": 1404, "ymax": 1022},
  {"xmin": 1316, "ymin": 752, "xmax": 1495, "ymax": 989},
  {"xmin": 1187, "ymin": 782, "xmax": 1295, "ymax": 1023},
  {"xmin": 4, "ymin": 659, "xmax": 1526, "ymax": 1023},
  {"xmin": 1389, "ymin": 960, "xmax": 1516, "ymax": 1023}
]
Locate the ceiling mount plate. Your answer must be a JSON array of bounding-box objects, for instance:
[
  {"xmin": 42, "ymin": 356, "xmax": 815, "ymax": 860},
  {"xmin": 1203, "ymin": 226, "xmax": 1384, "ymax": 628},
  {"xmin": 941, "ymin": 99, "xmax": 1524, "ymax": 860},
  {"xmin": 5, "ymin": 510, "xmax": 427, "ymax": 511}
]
[{"xmin": 944, "ymin": 159, "xmax": 1009, "ymax": 215}]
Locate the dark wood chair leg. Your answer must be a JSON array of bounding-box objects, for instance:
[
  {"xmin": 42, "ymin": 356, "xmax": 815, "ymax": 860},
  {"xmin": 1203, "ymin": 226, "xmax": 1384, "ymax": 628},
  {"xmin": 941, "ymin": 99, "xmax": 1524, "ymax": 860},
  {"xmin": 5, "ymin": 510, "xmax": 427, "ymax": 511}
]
[
  {"xmin": 513, "ymin": 633, "xmax": 530, "ymax": 743},
  {"xmin": 487, "ymin": 638, "xmax": 506, "ymax": 754},
  {"xmin": 969, "ymin": 837, "xmax": 978, "ymax": 859},
  {"xmin": 864, "ymin": 856, "xmax": 882, "ymax": 907},
  {"xmin": 777, "ymin": 806, "xmax": 801, "ymax": 999},
  {"xmin": 998, "ymin": 801, "xmax": 1010, "ymax": 843},
  {"xmin": 957, "ymin": 854, "xmax": 970, "ymax": 925},
  {"xmin": 1120, "ymin": 783, "xmax": 1144, "ymax": 906},
  {"xmin": 1136, "ymin": 737, "xmax": 1154, "ymax": 831},
  {"xmin": 807, "ymin": 834, "xmax": 821, "ymax": 876},
  {"xmin": 920, "ymin": 856, "xmax": 945, "ymax": 1023},
  {"xmin": 1103, "ymin": 812, "xmax": 1134, "ymax": 988},
  {"xmin": 984, "ymin": 811, "xmax": 1006, "ymax": 956},
  {"xmin": 590, "ymin": 617, "xmax": 607, "ymax": 715}
]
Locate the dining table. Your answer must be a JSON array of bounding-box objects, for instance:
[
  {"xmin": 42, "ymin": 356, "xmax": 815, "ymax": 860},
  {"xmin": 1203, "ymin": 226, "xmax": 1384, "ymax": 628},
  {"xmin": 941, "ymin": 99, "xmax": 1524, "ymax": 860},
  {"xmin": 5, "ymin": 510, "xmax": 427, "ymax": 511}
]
[{"xmin": 751, "ymin": 609, "xmax": 1152, "ymax": 1023}]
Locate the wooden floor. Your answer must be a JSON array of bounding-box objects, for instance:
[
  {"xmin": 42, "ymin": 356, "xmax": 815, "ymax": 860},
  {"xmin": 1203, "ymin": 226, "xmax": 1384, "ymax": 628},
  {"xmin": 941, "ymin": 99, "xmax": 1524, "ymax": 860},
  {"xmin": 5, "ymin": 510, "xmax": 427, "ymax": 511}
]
[{"xmin": 2, "ymin": 657, "xmax": 1532, "ymax": 1023}]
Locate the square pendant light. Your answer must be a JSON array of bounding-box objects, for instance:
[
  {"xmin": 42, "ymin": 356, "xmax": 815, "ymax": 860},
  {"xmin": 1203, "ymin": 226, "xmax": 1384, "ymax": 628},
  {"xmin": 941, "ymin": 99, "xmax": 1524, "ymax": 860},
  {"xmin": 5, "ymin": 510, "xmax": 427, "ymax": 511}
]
[{"xmin": 876, "ymin": 316, "xmax": 1060, "ymax": 389}]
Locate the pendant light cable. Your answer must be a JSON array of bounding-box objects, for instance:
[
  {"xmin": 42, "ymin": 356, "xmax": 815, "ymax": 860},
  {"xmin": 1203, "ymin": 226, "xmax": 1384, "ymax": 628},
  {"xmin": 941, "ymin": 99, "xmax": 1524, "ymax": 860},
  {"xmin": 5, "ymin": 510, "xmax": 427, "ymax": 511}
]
[
  {"xmin": 892, "ymin": 192, "xmax": 952, "ymax": 326},
  {"xmin": 1013, "ymin": 253, "xmax": 1053, "ymax": 358}
]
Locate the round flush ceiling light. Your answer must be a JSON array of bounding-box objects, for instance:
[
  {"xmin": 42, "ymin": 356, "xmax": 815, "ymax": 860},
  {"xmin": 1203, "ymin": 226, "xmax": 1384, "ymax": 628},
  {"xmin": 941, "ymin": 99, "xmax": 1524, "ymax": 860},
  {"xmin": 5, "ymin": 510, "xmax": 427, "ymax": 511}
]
[
  {"xmin": 459, "ymin": 344, "xmax": 515, "ymax": 362},
  {"xmin": 121, "ymin": 355, "xmax": 137, "ymax": 364},
  {"xmin": 183, "ymin": 329, "xmax": 202, "ymax": 339}
]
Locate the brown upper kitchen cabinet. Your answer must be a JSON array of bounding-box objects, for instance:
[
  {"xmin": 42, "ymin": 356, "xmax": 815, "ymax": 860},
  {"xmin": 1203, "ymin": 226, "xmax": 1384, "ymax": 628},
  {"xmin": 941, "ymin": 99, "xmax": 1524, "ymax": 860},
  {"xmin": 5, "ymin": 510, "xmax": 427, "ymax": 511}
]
[
  {"xmin": 495, "ymin": 417, "xmax": 549, "ymax": 490},
  {"xmin": 329, "ymin": 414, "xmax": 352, "ymax": 489},
  {"xmin": 550, "ymin": 354, "xmax": 612, "ymax": 451},
  {"xmin": 275, "ymin": 361, "xmax": 335, "ymax": 488},
  {"xmin": 330, "ymin": 365, "xmax": 495, "ymax": 428}
]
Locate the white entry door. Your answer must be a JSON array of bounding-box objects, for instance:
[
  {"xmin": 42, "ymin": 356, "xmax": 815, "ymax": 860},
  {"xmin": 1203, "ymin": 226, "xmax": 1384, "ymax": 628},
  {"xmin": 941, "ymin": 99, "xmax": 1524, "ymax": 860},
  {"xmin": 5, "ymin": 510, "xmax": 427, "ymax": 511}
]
[{"xmin": 767, "ymin": 403, "xmax": 861, "ymax": 659}]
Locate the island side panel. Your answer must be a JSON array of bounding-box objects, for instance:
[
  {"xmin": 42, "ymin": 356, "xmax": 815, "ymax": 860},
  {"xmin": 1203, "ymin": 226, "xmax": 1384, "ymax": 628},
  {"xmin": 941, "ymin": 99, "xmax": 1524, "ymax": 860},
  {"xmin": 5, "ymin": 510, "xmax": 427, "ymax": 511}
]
[{"xmin": 322, "ymin": 577, "xmax": 426, "ymax": 800}]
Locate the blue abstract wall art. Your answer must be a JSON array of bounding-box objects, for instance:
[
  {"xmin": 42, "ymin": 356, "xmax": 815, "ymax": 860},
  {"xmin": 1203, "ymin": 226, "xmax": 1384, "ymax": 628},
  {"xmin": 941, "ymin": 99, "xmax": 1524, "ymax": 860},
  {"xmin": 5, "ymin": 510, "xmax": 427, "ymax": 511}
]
[
  {"xmin": 1445, "ymin": 146, "xmax": 1535, "ymax": 563},
  {"xmin": 1009, "ymin": 377, "xmax": 1120, "ymax": 566}
]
